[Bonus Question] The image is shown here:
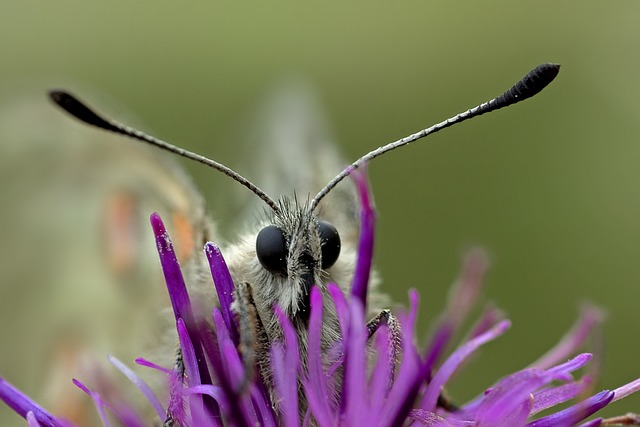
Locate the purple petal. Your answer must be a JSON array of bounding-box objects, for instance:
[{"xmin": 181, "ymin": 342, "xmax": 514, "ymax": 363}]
[
  {"xmin": 468, "ymin": 304, "xmax": 505, "ymax": 339},
  {"xmin": 473, "ymin": 370, "xmax": 543, "ymax": 427},
  {"xmin": 545, "ymin": 353, "xmax": 592, "ymax": 382},
  {"xmin": 214, "ymin": 308, "xmax": 274, "ymax": 425},
  {"xmin": 221, "ymin": 340, "xmax": 259, "ymax": 425},
  {"xmin": 577, "ymin": 419, "xmax": 602, "ymax": 427},
  {"xmin": 135, "ymin": 358, "xmax": 172, "ymax": 374},
  {"xmin": 444, "ymin": 249, "xmax": 489, "ymax": 328},
  {"xmin": 251, "ymin": 385, "xmax": 277, "ymax": 427},
  {"xmin": 204, "ymin": 242, "xmax": 239, "ymax": 345},
  {"xmin": 304, "ymin": 287, "xmax": 335, "ymax": 427},
  {"xmin": 529, "ymin": 304, "xmax": 603, "ymax": 370},
  {"xmin": 424, "ymin": 249, "xmax": 489, "ymax": 374},
  {"xmin": 108, "ymin": 355, "xmax": 164, "ymax": 421},
  {"xmin": 380, "ymin": 291, "xmax": 425, "ymax": 426},
  {"xmin": 72, "ymin": 379, "xmax": 111, "ymax": 427},
  {"xmin": 471, "ymin": 354, "xmax": 591, "ymax": 426},
  {"xmin": 611, "ymin": 377, "xmax": 640, "ymax": 402},
  {"xmin": 184, "ymin": 385, "xmax": 228, "ymax": 412},
  {"xmin": 220, "ymin": 340, "xmax": 246, "ymax": 394},
  {"xmin": 341, "ymin": 299, "xmax": 367, "ymax": 426},
  {"xmin": 273, "ymin": 307, "xmax": 300, "ymax": 427},
  {"xmin": 177, "ymin": 319, "xmax": 201, "ymax": 387},
  {"xmin": 72, "ymin": 379, "xmax": 146, "ymax": 427},
  {"xmin": 178, "ymin": 318, "xmax": 216, "ymax": 424},
  {"xmin": 0, "ymin": 377, "xmax": 61, "ymax": 427},
  {"xmin": 368, "ymin": 324, "xmax": 393, "ymax": 406},
  {"xmin": 212, "ymin": 308, "xmax": 231, "ymax": 345},
  {"xmin": 271, "ymin": 344, "xmax": 297, "ymax": 427},
  {"xmin": 26, "ymin": 411, "xmax": 44, "ymax": 427},
  {"xmin": 530, "ymin": 376, "xmax": 593, "ymax": 415},
  {"xmin": 327, "ymin": 283, "xmax": 349, "ymax": 340},
  {"xmin": 526, "ymin": 390, "xmax": 613, "ymax": 427},
  {"xmin": 479, "ymin": 395, "xmax": 533, "ymax": 427},
  {"xmin": 422, "ymin": 324, "xmax": 453, "ymax": 383},
  {"xmin": 166, "ymin": 369, "xmax": 187, "ymax": 426},
  {"xmin": 150, "ymin": 212, "xmax": 194, "ymax": 326},
  {"xmin": 422, "ymin": 320, "xmax": 511, "ymax": 412},
  {"xmin": 150, "ymin": 213, "xmax": 219, "ymax": 419},
  {"xmin": 210, "ymin": 309, "xmax": 255, "ymax": 427},
  {"xmin": 350, "ymin": 167, "xmax": 376, "ymax": 310}
]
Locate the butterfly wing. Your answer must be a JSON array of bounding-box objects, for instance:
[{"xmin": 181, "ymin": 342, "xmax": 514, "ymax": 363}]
[
  {"xmin": 238, "ymin": 77, "xmax": 360, "ymax": 241},
  {"xmin": 0, "ymin": 89, "xmax": 211, "ymax": 425}
]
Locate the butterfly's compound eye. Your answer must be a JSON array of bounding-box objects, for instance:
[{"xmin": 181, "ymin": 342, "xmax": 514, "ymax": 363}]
[
  {"xmin": 319, "ymin": 221, "xmax": 341, "ymax": 269},
  {"xmin": 256, "ymin": 225, "xmax": 288, "ymax": 275}
]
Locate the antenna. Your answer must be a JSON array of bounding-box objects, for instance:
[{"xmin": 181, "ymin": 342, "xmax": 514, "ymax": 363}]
[
  {"xmin": 311, "ymin": 63, "xmax": 561, "ymax": 210},
  {"xmin": 48, "ymin": 90, "xmax": 281, "ymax": 214}
]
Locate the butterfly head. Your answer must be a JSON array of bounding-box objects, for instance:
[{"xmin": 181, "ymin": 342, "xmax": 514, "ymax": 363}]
[{"xmin": 252, "ymin": 197, "xmax": 341, "ymax": 322}]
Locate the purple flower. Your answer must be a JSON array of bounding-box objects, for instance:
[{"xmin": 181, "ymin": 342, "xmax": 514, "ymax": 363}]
[{"xmin": 2, "ymin": 174, "xmax": 640, "ymax": 426}]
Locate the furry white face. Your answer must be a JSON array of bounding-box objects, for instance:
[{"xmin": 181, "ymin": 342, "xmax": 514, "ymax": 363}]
[{"xmin": 229, "ymin": 197, "xmax": 343, "ymax": 323}]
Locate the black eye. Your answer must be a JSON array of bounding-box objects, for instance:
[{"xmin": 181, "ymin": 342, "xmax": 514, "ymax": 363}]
[
  {"xmin": 318, "ymin": 221, "xmax": 340, "ymax": 269},
  {"xmin": 256, "ymin": 225, "xmax": 288, "ymax": 275}
]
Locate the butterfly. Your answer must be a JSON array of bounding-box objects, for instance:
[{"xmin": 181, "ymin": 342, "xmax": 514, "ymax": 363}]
[{"xmin": 0, "ymin": 64, "xmax": 559, "ymax": 425}]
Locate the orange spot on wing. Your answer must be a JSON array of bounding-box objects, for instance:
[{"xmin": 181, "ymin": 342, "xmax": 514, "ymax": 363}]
[{"xmin": 171, "ymin": 212, "xmax": 196, "ymax": 262}]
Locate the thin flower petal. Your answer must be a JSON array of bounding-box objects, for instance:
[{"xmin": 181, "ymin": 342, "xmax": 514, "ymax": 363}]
[
  {"xmin": 250, "ymin": 384, "xmax": 278, "ymax": 427},
  {"xmin": 341, "ymin": 298, "xmax": 368, "ymax": 426},
  {"xmin": 530, "ymin": 375, "xmax": 593, "ymax": 415},
  {"xmin": 72, "ymin": 378, "xmax": 146, "ymax": 427},
  {"xmin": 368, "ymin": 323, "xmax": 393, "ymax": 407},
  {"xmin": 135, "ymin": 358, "xmax": 172, "ymax": 375},
  {"xmin": 26, "ymin": 411, "xmax": 45, "ymax": 427},
  {"xmin": 350, "ymin": 167, "xmax": 376, "ymax": 311},
  {"xmin": 184, "ymin": 385, "xmax": 228, "ymax": 412},
  {"xmin": 221, "ymin": 340, "xmax": 259, "ymax": 426},
  {"xmin": 108, "ymin": 355, "xmax": 164, "ymax": 421},
  {"xmin": 210, "ymin": 308, "xmax": 254, "ymax": 427},
  {"xmin": 204, "ymin": 242, "xmax": 240, "ymax": 345},
  {"xmin": 72, "ymin": 379, "xmax": 111, "ymax": 427},
  {"xmin": 151, "ymin": 213, "xmax": 220, "ymax": 420},
  {"xmin": 470, "ymin": 354, "xmax": 591, "ymax": 426},
  {"xmin": 327, "ymin": 283, "xmax": 350, "ymax": 341},
  {"xmin": 422, "ymin": 320, "xmax": 511, "ymax": 412},
  {"xmin": 545, "ymin": 353, "xmax": 592, "ymax": 382},
  {"xmin": 177, "ymin": 318, "xmax": 201, "ymax": 387},
  {"xmin": 178, "ymin": 317, "xmax": 216, "ymax": 424},
  {"xmin": 380, "ymin": 290, "xmax": 425, "ymax": 426},
  {"xmin": 529, "ymin": 305, "xmax": 604, "ymax": 370},
  {"xmin": 150, "ymin": 212, "xmax": 194, "ymax": 326},
  {"xmin": 0, "ymin": 378, "xmax": 61, "ymax": 427},
  {"xmin": 526, "ymin": 390, "xmax": 613, "ymax": 427},
  {"xmin": 273, "ymin": 307, "xmax": 300, "ymax": 427},
  {"xmin": 577, "ymin": 419, "xmax": 602, "ymax": 427},
  {"xmin": 166, "ymin": 368, "xmax": 187, "ymax": 426},
  {"xmin": 611, "ymin": 377, "xmax": 640, "ymax": 402},
  {"xmin": 304, "ymin": 287, "xmax": 335, "ymax": 427},
  {"xmin": 468, "ymin": 304, "xmax": 505, "ymax": 339},
  {"xmin": 424, "ymin": 249, "xmax": 489, "ymax": 374}
]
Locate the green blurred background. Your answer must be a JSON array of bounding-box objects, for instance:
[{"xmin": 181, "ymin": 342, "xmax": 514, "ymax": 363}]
[{"xmin": 2, "ymin": 1, "xmax": 640, "ymax": 425}]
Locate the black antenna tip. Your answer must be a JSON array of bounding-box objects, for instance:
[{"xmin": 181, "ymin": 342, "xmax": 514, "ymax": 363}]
[
  {"xmin": 493, "ymin": 63, "xmax": 561, "ymax": 109},
  {"xmin": 48, "ymin": 90, "xmax": 117, "ymax": 132},
  {"xmin": 524, "ymin": 63, "xmax": 561, "ymax": 94}
]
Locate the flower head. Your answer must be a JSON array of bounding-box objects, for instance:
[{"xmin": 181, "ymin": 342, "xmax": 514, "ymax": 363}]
[{"xmin": 2, "ymin": 174, "xmax": 640, "ymax": 426}]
